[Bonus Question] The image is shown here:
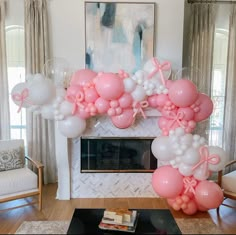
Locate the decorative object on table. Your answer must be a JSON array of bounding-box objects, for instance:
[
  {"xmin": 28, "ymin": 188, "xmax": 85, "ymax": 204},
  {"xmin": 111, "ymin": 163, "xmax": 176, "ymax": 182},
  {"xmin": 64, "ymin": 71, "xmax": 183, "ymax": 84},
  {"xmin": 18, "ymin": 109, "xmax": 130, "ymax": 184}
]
[{"xmin": 99, "ymin": 208, "xmax": 138, "ymax": 233}]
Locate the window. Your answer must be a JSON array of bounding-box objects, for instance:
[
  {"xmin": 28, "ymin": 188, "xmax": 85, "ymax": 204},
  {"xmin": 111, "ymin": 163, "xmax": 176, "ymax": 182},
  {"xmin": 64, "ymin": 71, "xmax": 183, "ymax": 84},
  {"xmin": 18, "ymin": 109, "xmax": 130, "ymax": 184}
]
[
  {"xmin": 6, "ymin": 25, "xmax": 26, "ymax": 142},
  {"xmin": 209, "ymin": 29, "xmax": 228, "ymax": 147}
]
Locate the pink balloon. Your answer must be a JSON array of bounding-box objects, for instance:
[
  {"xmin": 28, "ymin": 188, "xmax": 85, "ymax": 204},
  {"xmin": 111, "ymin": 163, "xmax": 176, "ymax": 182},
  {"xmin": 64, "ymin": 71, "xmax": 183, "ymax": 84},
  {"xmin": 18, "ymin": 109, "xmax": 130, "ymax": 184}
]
[
  {"xmin": 182, "ymin": 200, "xmax": 198, "ymax": 215},
  {"xmin": 111, "ymin": 109, "xmax": 134, "ymax": 129},
  {"xmin": 84, "ymin": 87, "xmax": 99, "ymax": 103},
  {"xmin": 95, "ymin": 97, "xmax": 110, "ymax": 114},
  {"xmin": 95, "ymin": 72, "xmax": 124, "ymax": 100},
  {"xmin": 178, "ymin": 107, "xmax": 194, "ymax": 121},
  {"xmin": 156, "ymin": 94, "xmax": 169, "ymax": 107},
  {"xmin": 195, "ymin": 180, "xmax": 224, "ymax": 209},
  {"xmin": 158, "ymin": 116, "xmax": 169, "ymax": 129},
  {"xmin": 70, "ymin": 69, "xmax": 97, "ymax": 87},
  {"xmin": 193, "ymin": 93, "xmax": 214, "ymax": 122},
  {"xmin": 75, "ymin": 106, "xmax": 91, "ymax": 119},
  {"xmin": 66, "ymin": 85, "xmax": 83, "ymax": 98},
  {"xmin": 152, "ymin": 165, "xmax": 184, "ymax": 198},
  {"xmin": 168, "ymin": 79, "xmax": 198, "ymax": 107},
  {"xmin": 118, "ymin": 93, "xmax": 133, "ymax": 108},
  {"xmin": 147, "ymin": 95, "xmax": 158, "ymax": 108}
]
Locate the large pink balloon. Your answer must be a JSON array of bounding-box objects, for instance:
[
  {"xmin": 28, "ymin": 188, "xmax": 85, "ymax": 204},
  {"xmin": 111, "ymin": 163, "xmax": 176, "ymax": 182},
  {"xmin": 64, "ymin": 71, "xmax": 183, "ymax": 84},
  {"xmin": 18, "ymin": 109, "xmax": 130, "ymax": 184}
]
[
  {"xmin": 193, "ymin": 93, "xmax": 214, "ymax": 122},
  {"xmin": 111, "ymin": 109, "xmax": 134, "ymax": 129},
  {"xmin": 152, "ymin": 165, "xmax": 184, "ymax": 198},
  {"xmin": 168, "ymin": 79, "xmax": 198, "ymax": 107},
  {"xmin": 95, "ymin": 73, "xmax": 124, "ymax": 100},
  {"xmin": 84, "ymin": 87, "xmax": 99, "ymax": 103},
  {"xmin": 195, "ymin": 180, "xmax": 224, "ymax": 209},
  {"xmin": 70, "ymin": 69, "xmax": 97, "ymax": 86}
]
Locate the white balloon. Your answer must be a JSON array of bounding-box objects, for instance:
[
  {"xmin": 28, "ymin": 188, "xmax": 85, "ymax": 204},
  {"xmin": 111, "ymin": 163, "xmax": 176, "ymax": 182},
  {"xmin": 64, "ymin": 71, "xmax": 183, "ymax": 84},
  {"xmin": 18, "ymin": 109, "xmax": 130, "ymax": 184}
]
[
  {"xmin": 151, "ymin": 136, "xmax": 175, "ymax": 161},
  {"xmin": 143, "ymin": 58, "xmax": 171, "ymax": 81},
  {"xmin": 56, "ymin": 87, "xmax": 66, "ymax": 97},
  {"xmin": 41, "ymin": 104, "xmax": 55, "ymax": 120},
  {"xmin": 180, "ymin": 134, "xmax": 193, "ymax": 146},
  {"xmin": 208, "ymin": 146, "xmax": 229, "ymax": 172},
  {"xmin": 131, "ymin": 85, "xmax": 146, "ymax": 101},
  {"xmin": 182, "ymin": 147, "xmax": 201, "ymax": 165},
  {"xmin": 58, "ymin": 116, "xmax": 86, "ymax": 138},
  {"xmin": 123, "ymin": 78, "xmax": 136, "ymax": 93},
  {"xmin": 28, "ymin": 77, "xmax": 56, "ymax": 105},
  {"xmin": 59, "ymin": 100, "xmax": 73, "ymax": 117},
  {"xmin": 193, "ymin": 165, "xmax": 210, "ymax": 181},
  {"xmin": 11, "ymin": 82, "xmax": 31, "ymax": 109},
  {"xmin": 178, "ymin": 163, "xmax": 193, "ymax": 176}
]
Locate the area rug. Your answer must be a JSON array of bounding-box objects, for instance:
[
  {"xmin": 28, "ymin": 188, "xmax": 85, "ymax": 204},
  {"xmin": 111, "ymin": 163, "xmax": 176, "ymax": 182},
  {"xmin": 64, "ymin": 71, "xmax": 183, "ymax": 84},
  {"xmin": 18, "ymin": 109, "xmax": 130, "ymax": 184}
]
[{"xmin": 15, "ymin": 218, "xmax": 224, "ymax": 234}]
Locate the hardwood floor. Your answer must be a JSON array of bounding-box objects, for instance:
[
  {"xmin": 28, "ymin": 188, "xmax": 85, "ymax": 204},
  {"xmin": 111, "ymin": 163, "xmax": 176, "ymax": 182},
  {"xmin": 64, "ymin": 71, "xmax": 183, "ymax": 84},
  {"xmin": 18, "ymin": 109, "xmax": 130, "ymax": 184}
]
[{"xmin": 0, "ymin": 183, "xmax": 235, "ymax": 234}]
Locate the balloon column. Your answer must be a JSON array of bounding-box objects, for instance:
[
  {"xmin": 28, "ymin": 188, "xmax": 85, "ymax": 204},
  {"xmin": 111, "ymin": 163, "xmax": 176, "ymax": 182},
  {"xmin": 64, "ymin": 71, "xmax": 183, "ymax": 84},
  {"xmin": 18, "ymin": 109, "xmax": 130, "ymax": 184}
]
[{"xmin": 11, "ymin": 57, "xmax": 227, "ymax": 214}]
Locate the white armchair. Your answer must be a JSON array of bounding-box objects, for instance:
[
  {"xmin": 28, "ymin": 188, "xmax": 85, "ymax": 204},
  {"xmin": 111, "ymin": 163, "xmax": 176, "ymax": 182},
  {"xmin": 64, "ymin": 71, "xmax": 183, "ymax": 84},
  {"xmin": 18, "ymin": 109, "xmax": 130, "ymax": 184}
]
[
  {"xmin": 0, "ymin": 139, "xmax": 43, "ymax": 210},
  {"xmin": 217, "ymin": 160, "xmax": 236, "ymax": 210}
]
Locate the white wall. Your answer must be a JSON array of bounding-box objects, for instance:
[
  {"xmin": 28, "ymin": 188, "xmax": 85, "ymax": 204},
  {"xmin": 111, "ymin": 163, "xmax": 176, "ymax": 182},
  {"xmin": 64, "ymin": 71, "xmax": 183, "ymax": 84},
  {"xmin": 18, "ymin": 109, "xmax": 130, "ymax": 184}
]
[{"xmin": 47, "ymin": 0, "xmax": 185, "ymax": 198}]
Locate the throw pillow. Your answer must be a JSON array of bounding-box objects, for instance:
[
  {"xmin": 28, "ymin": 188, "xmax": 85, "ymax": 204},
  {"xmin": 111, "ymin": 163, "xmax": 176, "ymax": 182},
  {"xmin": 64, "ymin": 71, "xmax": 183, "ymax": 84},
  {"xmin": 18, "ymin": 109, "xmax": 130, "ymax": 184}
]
[{"xmin": 0, "ymin": 147, "xmax": 24, "ymax": 171}]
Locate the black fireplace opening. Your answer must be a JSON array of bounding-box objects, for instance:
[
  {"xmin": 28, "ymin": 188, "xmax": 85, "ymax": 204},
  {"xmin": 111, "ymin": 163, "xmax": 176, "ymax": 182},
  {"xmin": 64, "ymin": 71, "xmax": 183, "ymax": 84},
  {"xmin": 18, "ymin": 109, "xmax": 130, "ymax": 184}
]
[{"xmin": 80, "ymin": 137, "xmax": 157, "ymax": 173}]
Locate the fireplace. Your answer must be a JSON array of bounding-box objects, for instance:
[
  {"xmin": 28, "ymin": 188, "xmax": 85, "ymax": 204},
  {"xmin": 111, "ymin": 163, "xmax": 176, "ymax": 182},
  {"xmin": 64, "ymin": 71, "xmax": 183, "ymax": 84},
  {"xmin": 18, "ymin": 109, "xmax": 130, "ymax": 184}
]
[{"xmin": 80, "ymin": 137, "xmax": 157, "ymax": 173}]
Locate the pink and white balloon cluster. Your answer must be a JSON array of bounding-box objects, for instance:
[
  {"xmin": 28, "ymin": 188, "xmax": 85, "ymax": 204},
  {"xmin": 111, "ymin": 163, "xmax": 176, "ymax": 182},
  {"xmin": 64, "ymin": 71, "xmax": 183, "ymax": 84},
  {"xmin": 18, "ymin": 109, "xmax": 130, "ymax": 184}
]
[
  {"xmin": 151, "ymin": 127, "xmax": 228, "ymax": 215},
  {"xmin": 11, "ymin": 57, "xmax": 214, "ymax": 139}
]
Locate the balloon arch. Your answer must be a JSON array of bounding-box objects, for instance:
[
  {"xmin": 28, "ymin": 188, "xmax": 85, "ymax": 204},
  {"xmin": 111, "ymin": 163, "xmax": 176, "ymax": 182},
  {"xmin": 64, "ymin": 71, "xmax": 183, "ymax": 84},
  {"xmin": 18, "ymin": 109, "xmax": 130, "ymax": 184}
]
[{"xmin": 11, "ymin": 57, "xmax": 227, "ymax": 215}]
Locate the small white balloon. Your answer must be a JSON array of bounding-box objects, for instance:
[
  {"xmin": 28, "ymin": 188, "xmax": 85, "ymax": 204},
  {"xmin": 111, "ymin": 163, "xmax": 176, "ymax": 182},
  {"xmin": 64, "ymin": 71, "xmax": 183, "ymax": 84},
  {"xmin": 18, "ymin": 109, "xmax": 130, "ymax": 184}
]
[
  {"xmin": 131, "ymin": 85, "xmax": 146, "ymax": 102},
  {"xmin": 59, "ymin": 100, "xmax": 73, "ymax": 117},
  {"xmin": 123, "ymin": 78, "xmax": 136, "ymax": 93}
]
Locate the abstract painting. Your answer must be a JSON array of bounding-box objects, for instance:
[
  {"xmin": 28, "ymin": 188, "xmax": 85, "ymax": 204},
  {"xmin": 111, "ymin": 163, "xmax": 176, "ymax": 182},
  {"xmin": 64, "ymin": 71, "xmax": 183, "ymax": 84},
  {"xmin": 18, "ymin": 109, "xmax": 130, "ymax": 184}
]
[{"xmin": 85, "ymin": 2, "xmax": 155, "ymax": 74}]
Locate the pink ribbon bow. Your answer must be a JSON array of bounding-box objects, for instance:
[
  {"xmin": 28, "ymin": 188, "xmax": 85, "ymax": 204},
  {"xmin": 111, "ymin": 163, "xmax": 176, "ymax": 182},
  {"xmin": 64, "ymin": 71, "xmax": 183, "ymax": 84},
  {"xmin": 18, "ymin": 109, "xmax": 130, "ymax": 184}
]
[
  {"xmin": 165, "ymin": 111, "xmax": 185, "ymax": 129},
  {"xmin": 191, "ymin": 146, "xmax": 220, "ymax": 177},
  {"xmin": 183, "ymin": 177, "xmax": 197, "ymax": 194},
  {"xmin": 147, "ymin": 58, "xmax": 171, "ymax": 85},
  {"xmin": 66, "ymin": 91, "xmax": 85, "ymax": 115},
  {"xmin": 12, "ymin": 88, "xmax": 31, "ymax": 113},
  {"xmin": 132, "ymin": 101, "xmax": 149, "ymax": 119}
]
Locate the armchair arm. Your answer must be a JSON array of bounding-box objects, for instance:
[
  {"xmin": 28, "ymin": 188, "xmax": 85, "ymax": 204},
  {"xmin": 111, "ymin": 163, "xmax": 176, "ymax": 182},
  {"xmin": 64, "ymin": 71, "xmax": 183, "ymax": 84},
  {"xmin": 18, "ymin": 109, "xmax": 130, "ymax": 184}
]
[
  {"xmin": 25, "ymin": 155, "xmax": 44, "ymax": 169},
  {"xmin": 218, "ymin": 160, "xmax": 236, "ymax": 187}
]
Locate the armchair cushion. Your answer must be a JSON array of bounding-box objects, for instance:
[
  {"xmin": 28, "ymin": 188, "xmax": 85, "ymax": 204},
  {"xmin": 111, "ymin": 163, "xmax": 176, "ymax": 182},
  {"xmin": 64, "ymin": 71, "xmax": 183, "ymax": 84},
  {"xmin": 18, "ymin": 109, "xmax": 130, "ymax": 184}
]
[
  {"xmin": 0, "ymin": 147, "xmax": 24, "ymax": 171},
  {"xmin": 0, "ymin": 167, "xmax": 38, "ymax": 196},
  {"xmin": 222, "ymin": 170, "xmax": 236, "ymax": 193}
]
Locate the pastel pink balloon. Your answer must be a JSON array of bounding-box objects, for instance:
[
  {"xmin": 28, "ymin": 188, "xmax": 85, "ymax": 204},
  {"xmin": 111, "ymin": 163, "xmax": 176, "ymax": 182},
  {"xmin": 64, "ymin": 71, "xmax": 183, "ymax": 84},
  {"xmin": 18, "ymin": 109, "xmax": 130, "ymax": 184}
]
[
  {"xmin": 84, "ymin": 87, "xmax": 99, "ymax": 103},
  {"xmin": 152, "ymin": 165, "xmax": 184, "ymax": 198},
  {"xmin": 95, "ymin": 97, "xmax": 110, "ymax": 114},
  {"xmin": 168, "ymin": 79, "xmax": 198, "ymax": 107},
  {"xmin": 182, "ymin": 200, "xmax": 198, "ymax": 215},
  {"xmin": 147, "ymin": 95, "xmax": 158, "ymax": 108},
  {"xmin": 193, "ymin": 93, "xmax": 214, "ymax": 122},
  {"xmin": 66, "ymin": 85, "xmax": 83, "ymax": 98},
  {"xmin": 70, "ymin": 69, "xmax": 97, "ymax": 86},
  {"xmin": 178, "ymin": 107, "xmax": 194, "ymax": 121},
  {"xmin": 195, "ymin": 180, "xmax": 224, "ymax": 209},
  {"xmin": 156, "ymin": 94, "xmax": 169, "ymax": 107},
  {"xmin": 95, "ymin": 72, "xmax": 124, "ymax": 100},
  {"xmin": 76, "ymin": 107, "xmax": 91, "ymax": 119},
  {"xmin": 111, "ymin": 109, "xmax": 134, "ymax": 129},
  {"xmin": 118, "ymin": 93, "xmax": 133, "ymax": 108},
  {"xmin": 158, "ymin": 116, "xmax": 169, "ymax": 129}
]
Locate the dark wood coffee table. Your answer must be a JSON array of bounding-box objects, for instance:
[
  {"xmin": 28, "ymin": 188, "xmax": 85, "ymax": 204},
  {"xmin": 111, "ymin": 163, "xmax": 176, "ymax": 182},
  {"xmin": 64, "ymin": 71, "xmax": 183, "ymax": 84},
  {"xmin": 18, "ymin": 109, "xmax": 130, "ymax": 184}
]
[{"xmin": 67, "ymin": 208, "xmax": 182, "ymax": 234}]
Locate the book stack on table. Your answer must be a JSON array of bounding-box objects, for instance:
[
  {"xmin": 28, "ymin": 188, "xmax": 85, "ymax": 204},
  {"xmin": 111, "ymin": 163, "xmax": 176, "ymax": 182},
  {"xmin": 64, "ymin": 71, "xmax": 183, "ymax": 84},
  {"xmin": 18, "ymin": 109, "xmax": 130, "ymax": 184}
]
[{"xmin": 99, "ymin": 208, "xmax": 138, "ymax": 233}]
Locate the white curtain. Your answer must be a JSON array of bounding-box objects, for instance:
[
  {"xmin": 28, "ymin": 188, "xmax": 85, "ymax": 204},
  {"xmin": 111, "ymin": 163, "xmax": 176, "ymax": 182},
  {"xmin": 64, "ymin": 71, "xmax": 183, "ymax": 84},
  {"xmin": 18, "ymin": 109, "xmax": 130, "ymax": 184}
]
[
  {"xmin": 25, "ymin": 0, "xmax": 57, "ymax": 184},
  {"xmin": 187, "ymin": 3, "xmax": 216, "ymax": 139},
  {"xmin": 223, "ymin": 5, "xmax": 236, "ymax": 167},
  {"xmin": 0, "ymin": 0, "xmax": 10, "ymax": 140}
]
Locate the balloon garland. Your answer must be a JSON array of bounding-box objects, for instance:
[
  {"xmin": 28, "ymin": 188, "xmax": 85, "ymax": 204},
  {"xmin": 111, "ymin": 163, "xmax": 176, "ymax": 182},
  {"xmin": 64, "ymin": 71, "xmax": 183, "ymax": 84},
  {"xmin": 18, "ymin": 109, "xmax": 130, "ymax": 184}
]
[{"xmin": 11, "ymin": 57, "xmax": 227, "ymax": 214}]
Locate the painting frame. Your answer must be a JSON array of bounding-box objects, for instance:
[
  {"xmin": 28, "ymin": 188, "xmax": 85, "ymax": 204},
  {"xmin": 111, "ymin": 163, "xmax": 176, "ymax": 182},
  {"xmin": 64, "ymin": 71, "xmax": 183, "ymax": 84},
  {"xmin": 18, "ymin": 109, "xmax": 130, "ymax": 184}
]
[{"xmin": 84, "ymin": 1, "xmax": 156, "ymax": 74}]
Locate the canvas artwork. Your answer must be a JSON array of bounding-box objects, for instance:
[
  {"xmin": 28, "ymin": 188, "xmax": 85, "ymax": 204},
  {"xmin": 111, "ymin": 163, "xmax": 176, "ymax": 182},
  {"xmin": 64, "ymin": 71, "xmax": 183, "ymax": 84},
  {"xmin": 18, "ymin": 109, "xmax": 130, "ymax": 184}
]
[{"xmin": 85, "ymin": 2, "xmax": 155, "ymax": 73}]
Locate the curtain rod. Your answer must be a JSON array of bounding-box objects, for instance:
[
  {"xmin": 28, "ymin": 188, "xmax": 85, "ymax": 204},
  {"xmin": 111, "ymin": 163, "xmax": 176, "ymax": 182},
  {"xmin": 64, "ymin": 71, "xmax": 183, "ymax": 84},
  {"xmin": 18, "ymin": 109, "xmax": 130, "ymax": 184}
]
[{"xmin": 188, "ymin": 0, "xmax": 236, "ymax": 3}]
